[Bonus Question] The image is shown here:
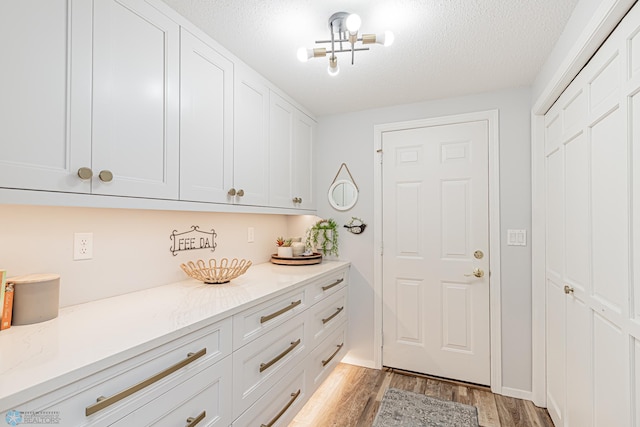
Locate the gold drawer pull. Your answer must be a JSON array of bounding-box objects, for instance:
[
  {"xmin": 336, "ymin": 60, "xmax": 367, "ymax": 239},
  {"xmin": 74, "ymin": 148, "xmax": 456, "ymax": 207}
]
[
  {"xmin": 260, "ymin": 300, "xmax": 302, "ymax": 324},
  {"xmin": 322, "ymin": 343, "xmax": 344, "ymax": 367},
  {"xmin": 321, "ymin": 278, "xmax": 344, "ymax": 291},
  {"xmin": 260, "ymin": 339, "xmax": 301, "ymax": 373},
  {"xmin": 85, "ymin": 348, "xmax": 207, "ymax": 416},
  {"xmin": 260, "ymin": 389, "xmax": 301, "ymax": 427},
  {"xmin": 322, "ymin": 306, "xmax": 344, "ymax": 324},
  {"xmin": 186, "ymin": 410, "xmax": 206, "ymax": 427}
]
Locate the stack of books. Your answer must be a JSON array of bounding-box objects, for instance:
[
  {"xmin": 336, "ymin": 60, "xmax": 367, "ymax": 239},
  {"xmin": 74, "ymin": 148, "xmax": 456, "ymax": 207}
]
[{"xmin": 0, "ymin": 270, "xmax": 13, "ymax": 330}]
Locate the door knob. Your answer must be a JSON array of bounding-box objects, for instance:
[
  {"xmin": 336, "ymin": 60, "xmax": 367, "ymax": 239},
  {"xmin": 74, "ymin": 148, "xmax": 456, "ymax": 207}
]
[
  {"xmin": 237, "ymin": 189, "xmax": 244, "ymax": 197},
  {"xmin": 228, "ymin": 188, "xmax": 236, "ymax": 196},
  {"xmin": 564, "ymin": 285, "xmax": 574, "ymax": 295},
  {"xmin": 464, "ymin": 268, "xmax": 484, "ymax": 278},
  {"xmin": 98, "ymin": 170, "xmax": 113, "ymax": 182}
]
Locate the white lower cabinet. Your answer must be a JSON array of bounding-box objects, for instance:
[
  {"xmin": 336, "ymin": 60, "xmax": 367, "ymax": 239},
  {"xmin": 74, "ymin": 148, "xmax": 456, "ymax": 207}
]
[{"xmin": 0, "ymin": 265, "xmax": 349, "ymax": 426}]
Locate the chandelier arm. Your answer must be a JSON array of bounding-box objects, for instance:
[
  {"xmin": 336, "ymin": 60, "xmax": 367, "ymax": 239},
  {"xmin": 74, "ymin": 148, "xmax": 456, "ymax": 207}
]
[
  {"xmin": 315, "ymin": 38, "xmax": 365, "ymax": 44},
  {"xmin": 325, "ymin": 47, "xmax": 370, "ymax": 54}
]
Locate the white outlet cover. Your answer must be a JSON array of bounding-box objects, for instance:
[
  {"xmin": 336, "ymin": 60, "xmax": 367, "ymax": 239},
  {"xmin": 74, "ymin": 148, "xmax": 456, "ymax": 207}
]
[{"xmin": 74, "ymin": 232, "xmax": 93, "ymax": 260}]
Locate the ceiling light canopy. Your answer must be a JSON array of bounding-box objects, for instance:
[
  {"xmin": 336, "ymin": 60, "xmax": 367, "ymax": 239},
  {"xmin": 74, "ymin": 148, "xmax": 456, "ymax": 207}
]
[{"xmin": 297, "ymin": 11, "xmax": 394, "ymax": 76}]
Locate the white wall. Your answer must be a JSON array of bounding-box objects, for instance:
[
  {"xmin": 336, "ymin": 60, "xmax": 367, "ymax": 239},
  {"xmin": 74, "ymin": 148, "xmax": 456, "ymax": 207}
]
[
  {"xmin": 0, "ymin": 205, "xmax": 313, "ymax": 307},
  {"xmin": 315, "ymin": 86, "xmax": 533, "ymax": 393}
]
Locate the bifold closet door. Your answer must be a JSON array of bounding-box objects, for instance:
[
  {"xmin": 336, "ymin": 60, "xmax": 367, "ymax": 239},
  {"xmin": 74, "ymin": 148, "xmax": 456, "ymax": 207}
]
[{"xmin": 544, "ymin": 3, "xmax": 640, "ymax": 426}]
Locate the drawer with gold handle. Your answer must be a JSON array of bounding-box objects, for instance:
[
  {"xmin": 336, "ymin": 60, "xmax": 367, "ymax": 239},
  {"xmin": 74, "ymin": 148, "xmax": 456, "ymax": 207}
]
[
  {"xmin": 86, "ymin": 348, "xmax": 206, "ymax": 416},
  {"xmin": 260, "ymin": 339, "xmax": 301, "ymax": 373},
  {"xmin": 233, "ymin": 288, "xmax": 306, "ymax": 350},
  {"xmin": 309, "ymin": 287, "xmax": 347, "ymax": 348},
  {"xmin": 260, "ymin": 389, "xmax": 301, "ymax": 427},
  {"xmin": 260, "ymin": 300, "xmax": 302, "ymax": 324},
  {"xmin": 322, "ymin": 343, "xmax": 344, "ymax": 367}
]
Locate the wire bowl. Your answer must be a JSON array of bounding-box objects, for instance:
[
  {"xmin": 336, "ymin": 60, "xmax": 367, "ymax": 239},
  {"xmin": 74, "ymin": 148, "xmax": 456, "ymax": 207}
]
[{"xmin": 180, "ymin": 258, "xmax": 252, "ymax": 284}]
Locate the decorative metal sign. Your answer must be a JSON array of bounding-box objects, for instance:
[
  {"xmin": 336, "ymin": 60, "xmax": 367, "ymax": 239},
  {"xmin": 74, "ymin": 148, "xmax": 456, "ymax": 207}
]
[{"xmin": 170, "ymin": 226, "xmax": 217, "ymax": 256}]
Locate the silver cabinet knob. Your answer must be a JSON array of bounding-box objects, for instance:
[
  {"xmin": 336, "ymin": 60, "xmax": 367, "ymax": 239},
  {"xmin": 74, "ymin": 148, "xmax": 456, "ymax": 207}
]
[
  {"xmin": 77, "ymin": 167, "xmax": 93, "ymax": 180},
  {"xmin": 98, "ymin": 170, "xmax": 113, "ymax": 182},
  {"xmin": 464, "ymin": 268, "xmax": 484, "ymax": 278},
  {"xmin": 564, "ymin": 285, "xmax": 574, "ymax": 295},
  {"xmin": 228, "ymin": 188, "xmax": 236, "ymax": 196},
  {"xmin": 237, "ymin": 189, "xmax": 244, "ymax": 197}
]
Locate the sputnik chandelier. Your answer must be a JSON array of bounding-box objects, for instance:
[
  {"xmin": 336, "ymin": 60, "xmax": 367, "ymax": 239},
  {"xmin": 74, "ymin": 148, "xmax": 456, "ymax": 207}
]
[{"xmin": 297, "ymin": 11, "xmax": 394, "ymax": 76}]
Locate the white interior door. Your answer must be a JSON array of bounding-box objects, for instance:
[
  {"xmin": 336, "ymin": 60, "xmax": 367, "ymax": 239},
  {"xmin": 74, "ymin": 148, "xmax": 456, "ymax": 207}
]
[{"xmin": 381, "ymin": 120, "xmax": 490, "ymax": 386}]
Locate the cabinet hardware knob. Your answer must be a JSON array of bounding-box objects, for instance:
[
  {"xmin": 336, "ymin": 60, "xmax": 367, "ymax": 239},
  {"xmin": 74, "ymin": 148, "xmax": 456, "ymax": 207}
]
[
  {"xmin": 228, "ymin": 188, "xmax": 236, "ymax": 196},
  {"xmin": 98, "ymin": 170, "xmax": 113, "ymax": 182},
  {"xmin": 292, "ymin": 197, "xmax": 302, "ymax": 203},
  {"xmin": 564, "ymin": 285, "xmax": 574, "ymax": 294},
  {"xmin": 77, "ymin": 167, "xmax": 93, "ymax": 180},
  {"xmin": 237, "ymin": 189, "xmax": 244, "ymax": 197},
  {"xmin": 464, "ymin": 268, "xmax": 484, "ymax": 278}
]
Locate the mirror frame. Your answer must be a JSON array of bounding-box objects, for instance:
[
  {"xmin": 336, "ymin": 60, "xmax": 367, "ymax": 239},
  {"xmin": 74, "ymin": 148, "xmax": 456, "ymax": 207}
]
[{"xmin": 328, "ymin": 179, "xmax": 359, "ymax": 211}]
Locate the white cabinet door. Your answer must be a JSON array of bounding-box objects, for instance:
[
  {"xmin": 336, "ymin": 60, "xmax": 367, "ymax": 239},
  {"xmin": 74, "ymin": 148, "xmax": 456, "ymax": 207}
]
[
  {"xmin": 292, "ymin": 111, "xmax": 315, "ymax": 210},
  {"xmin": 233, "ymin": 66, "xmax": 269, "ymax": 206},
  {"xmin": 91, "ymin": 0, "xmax": 179, "ymax": 199},
  {"xmin": 269, "ymin": 91, "xmax": 316, "ymax": 209},
  {"xmin": 179, "ymin": 28, "xmax": 234, "ymax": 203},
  {"xmin": 0, "ymin": 0, "xmax": 90, "ymax": 194},
  {"xmin": 269, "ymin": 92, "xmax": 295, "ymax": 208}
]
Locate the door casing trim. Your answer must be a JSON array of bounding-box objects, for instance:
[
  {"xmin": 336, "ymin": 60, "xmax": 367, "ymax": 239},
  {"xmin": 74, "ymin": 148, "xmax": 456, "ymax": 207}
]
[{"xmin": 373, "ymin": 109, "xmax": 502, "ymax": 394}]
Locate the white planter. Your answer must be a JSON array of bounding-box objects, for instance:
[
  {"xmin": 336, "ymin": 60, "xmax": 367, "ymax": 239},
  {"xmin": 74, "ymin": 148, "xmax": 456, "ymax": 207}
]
[{"xmin": 277, "ymin": 247, "xmax": 293, "ymax": 257}]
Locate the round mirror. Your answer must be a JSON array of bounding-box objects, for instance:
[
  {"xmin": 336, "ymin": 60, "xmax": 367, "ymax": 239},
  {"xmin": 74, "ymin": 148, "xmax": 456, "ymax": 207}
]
[{"xmin": 328, "ymin": 179, "xmax": 358, "ymax": 211}]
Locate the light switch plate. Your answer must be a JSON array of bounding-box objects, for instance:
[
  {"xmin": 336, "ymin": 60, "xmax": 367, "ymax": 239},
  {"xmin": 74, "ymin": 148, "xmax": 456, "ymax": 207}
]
[{"xmin": 507, "ymin": 229, "xmax": 527, "ymax": 246}]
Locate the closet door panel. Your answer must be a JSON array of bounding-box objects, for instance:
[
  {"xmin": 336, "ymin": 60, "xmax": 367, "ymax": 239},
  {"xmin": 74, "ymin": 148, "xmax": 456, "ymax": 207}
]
[
  {"xmin": 565, "ymin": 298, "xmax": 592, "ymax": 427},
  {"xmin": 590, "ymin": 108, "xmax": 628, "ymax": 313},
  {"xmin": 593, "ymin": 313, "xmax": 629, "ymax": 426},
  {"xmin": 563, "ymin": 132, "xmax": 589, "ymax": 291}
]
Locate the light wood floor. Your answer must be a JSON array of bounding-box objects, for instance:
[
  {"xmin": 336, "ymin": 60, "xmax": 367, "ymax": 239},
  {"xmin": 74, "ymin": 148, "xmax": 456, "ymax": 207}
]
[{"xmin": 290, "ymin": 363, "xmax": 554, "ymax": 427}]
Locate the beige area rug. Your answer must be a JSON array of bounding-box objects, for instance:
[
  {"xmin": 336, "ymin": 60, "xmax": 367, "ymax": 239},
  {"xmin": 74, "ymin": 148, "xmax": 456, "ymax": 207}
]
[{"xmin": 372, "ymin": 388, "xmax": 480, "ymax": 427}]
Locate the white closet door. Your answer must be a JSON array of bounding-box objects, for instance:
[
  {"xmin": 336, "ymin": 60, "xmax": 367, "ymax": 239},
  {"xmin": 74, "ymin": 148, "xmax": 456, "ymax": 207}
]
[{"xmin": 544, "ymin": 4, "xmax": 640, "ymax": 426}]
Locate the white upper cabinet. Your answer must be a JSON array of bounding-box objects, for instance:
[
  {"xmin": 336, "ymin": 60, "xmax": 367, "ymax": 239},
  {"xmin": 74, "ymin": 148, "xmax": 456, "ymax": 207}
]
[
  {"xmin": 0, "ymin": 0, "xmax": 180, "ymax": 199},
  {"xmin": 269, "ymin": 92, "xmax": 316, "ymax": 210},
  {"xmin": 0, "ymin": 0, "xmax": 315, "ymax": 212},
  {"xmin": 179, "ymin": 28, "xmax": 234, "ymax": 203},
  {"xmin": 233, "ymin": 66, "xmax": 270, "ymax": 206},
  {"xmin": 89, "ymin": 0, "xmax": 180, "ymax": 199},
  {"xmin": 0, "ymin": 0, "xmax": 90, "ymax": 193}
]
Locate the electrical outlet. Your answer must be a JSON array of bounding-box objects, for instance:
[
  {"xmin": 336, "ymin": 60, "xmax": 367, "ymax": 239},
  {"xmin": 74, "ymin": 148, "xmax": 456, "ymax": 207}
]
[
  {"xmin": 74, "ymin": 232, "xmax": 93, "ymax": 260},
  {"xmin": 247, "ymin": 227, "xmax": 255, "ymax": 243}
]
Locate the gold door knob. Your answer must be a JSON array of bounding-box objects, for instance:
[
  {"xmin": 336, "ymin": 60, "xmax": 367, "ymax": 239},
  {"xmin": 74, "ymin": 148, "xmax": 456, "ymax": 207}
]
[
  {"xmin": 564, "ymin": 285, "xmax": 574, "ymax": 294},
  {"xmin": 237, "ymin": 189, "xmax": 244, "ymax": 197},
  {"xmin": 464, "ymin": 268, "xmax": 484, "ymax": 278},
  {"xmin": 228, "ymin": 188, "xmax": 236, "ymax": 196},
  {"xmin": 77, "ymin": 167, "xmax": 93, "ymax": 180},
  {"xmin": 98, "ymin": 170, "xmax": 113, "ymax": 182}
]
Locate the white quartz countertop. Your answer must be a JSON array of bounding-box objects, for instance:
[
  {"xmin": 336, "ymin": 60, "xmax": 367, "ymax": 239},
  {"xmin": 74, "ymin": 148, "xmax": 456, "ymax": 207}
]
[{"xmin": 0, "ymin": 260, "xmax": 350, "ymax": 410}]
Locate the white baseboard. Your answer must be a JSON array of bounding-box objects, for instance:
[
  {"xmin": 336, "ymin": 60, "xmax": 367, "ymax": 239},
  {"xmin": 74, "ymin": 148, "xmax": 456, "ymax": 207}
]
[
  {"xmin": 500, "ymin": 386, "xmax": 533, "ymax": 402},
  {"xmin": 341, "ymin": 354, "xmax": 377, "ymax": 369}
]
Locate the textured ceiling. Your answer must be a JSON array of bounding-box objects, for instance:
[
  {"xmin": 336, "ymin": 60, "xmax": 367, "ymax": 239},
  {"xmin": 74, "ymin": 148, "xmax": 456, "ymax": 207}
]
[{"xmin": 161, "ymin": 0, "xmax": 579, "ymax": 116}]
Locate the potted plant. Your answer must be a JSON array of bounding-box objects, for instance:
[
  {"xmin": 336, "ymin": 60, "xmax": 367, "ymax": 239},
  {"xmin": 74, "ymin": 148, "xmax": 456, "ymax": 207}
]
[
  {"xmin": 305, "ymin": 219, "xmax": 339, "ymax": 257},
  {"xmin": 276, "ymin": 237, "xmax": 293, "ymax": 257}
]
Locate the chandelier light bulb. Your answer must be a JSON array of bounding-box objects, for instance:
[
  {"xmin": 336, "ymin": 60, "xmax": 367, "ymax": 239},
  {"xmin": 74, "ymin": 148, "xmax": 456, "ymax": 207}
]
[
  {"xmin": 382, "ymin": 30, "xmax": 395, "ymax": 47},
  {"xmin": 346, "ymin": 13, "xmax": 361, "ymax": 34},
  {"xmin": 328, "ymin": 57, "xmax": 340, "ymax": 76},
  {"xmin": 297, "ymin": 47, "xmax": 311, "ymax": 62}
]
